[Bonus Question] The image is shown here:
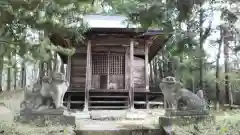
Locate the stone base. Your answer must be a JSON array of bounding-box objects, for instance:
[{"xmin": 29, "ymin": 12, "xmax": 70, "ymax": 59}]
[
  {"xmin": 159, "ymin": 115, "xmax": 215, "ymax": 135},
  {"xmin": 74, "ymin": 111, "xmax": 91, "ymax": 119},
  {"xmin": 125, "ymin": 110, "xmax": 147, "ymax": 120},
  {"xmin": 164, "ymin": 109, "xmax": 209, "ymax": 117},
  {"xmin": 15, "ymin": 108, "xmax": 76, "ymax": 127}
]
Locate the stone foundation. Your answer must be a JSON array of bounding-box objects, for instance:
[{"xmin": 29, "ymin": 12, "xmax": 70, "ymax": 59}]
[
  {"xmin": 15, "ymin": 108, "xmax": 76, "ymax": 127},
  {"xmin": 159, "ymin": 115, "xmax": 215, "ymax": 135},
  {"xmin": 164, "ymin": 109, "xmax": 210, "ymax": 117}
]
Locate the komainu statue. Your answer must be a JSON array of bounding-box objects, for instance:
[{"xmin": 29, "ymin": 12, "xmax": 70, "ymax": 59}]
[
  {"xmin": 160, "ymin": 76, "xmax": 207, "ymax": 111},
  {"xmin": 159, "ymin": 76, "xmax": 182, "ymax": 110},
  {"xmin": 21, "ymin": 72, "xmax": 69, "ymax": 111}
]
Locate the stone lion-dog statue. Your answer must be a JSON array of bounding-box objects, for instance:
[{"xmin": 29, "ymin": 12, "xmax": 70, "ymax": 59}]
[
  {"xmin": 21, "ymin": 72, "xmax": 69, "ymax": 111},
  {"xmin": 160, "ymin": 76, "xmax": 207, "ymax": 111}
]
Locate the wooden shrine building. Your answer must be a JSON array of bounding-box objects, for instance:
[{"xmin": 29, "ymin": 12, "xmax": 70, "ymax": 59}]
[{"xmin": 62, "ymin": 15, "xmax": 170, "ymax": 110}]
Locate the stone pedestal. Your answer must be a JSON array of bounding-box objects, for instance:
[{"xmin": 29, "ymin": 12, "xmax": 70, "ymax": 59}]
[
  {"xmin": 15, "ymin": 108, "xmax": 76, "ymax": 127},
  {"xmin": 159, "ymin": 115, "xmax": 215, "ymax": 135},
  {"xmin": 164, "ymin": 109, "xmax": 209, "ymax": 117}
]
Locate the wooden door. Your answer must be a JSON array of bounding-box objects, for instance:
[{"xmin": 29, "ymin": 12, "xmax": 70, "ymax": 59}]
[{"xmin": 91, "ymin": 53, "xmax": 125, "ymax": 90}]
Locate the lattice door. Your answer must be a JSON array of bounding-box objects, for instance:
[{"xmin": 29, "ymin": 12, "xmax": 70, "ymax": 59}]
[
  {"xmin": 92, "ymin": 54, "xmax": 125, "ymax": 75},
  {"xmin": 92, "ymin": 53, "xmax": 125, "ymax": 89},
  {"xmin": 92, "ymin": 54, "xmax": 108, "ymax": 75}
]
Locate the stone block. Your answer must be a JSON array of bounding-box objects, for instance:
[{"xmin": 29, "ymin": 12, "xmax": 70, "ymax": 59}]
[
  {"xmin": 15, "ymin": 108, "xmax": 76, "ymax": 127},
  {"xmin": 159, "ymin": 115, "xmax": 215, "ymax": 135},
  {"xmin": 164, "ymin": 109, "xmax": 209, "ymax": 117}
]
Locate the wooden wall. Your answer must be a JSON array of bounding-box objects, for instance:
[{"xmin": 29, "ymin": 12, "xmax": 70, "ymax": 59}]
[
  {"xmin": 70, "ymin": 46, "xmax": 86, "ymax": 90},
  {"xmin": 133, "ymin": 56, "xmax": 145, "ymax": 88},
  {"xmin": 69, "ymin": 37, "xmax": 147, "ymax": 91}
]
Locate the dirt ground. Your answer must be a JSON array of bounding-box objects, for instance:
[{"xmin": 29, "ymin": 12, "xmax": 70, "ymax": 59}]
[{"xmin": 0, "ymin": 90, "xmax": 24, "ymax": 122}]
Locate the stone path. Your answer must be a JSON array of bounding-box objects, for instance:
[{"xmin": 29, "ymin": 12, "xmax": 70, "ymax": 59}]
[
  {"xmin": 75, "ymin": 109, "xmax": 165, "ymax": 131},
  {"xmin": 0, "ymin": 104, "xmax": 14, "ymax": 122}
]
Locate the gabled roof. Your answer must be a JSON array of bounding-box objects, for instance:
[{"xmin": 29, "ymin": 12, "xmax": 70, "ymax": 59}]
[{"xmin": 82, "ymin": 14, "xmax": 171, "ymax": 61}]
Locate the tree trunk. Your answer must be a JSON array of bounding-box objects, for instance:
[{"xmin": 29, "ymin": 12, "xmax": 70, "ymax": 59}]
[
  {"xmin": 215, "ymin": 29, "xmax": 223, "ymax": 110},
  {"xmin": 20, "ymin": 61, "xmax": 26, "ymax": 88},
  {"xmin": 13, "ymin": 51, "xmax": 17, "ymax": 90},
  {"xmin": 0, "ymin": 56, "xmax": 3, "ymax": 92},
  {"xmin": 224, "ymin": 37, "xmax": 233, "ymax": 107},
  {"xmin": 199, "ymin": 4, "xmax": 204, "ymax": 90},
  {"xmin": 6, "ymin": 51, "xmax": 12, "ymax": 91},
  {"xmin": 158, "ymin": 56, "xmax": 163, "ymax": 79},
  {"xmin": 162, "ymin": 52, "xmax": 168, "ymax": 77},
  {"xmin": 38, "ymin": 62, "xmax": 45, "ymax": 85}
]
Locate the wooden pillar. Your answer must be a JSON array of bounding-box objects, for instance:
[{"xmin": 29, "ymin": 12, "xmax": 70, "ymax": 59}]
[
  {"xmin": 66, "ymin": 56, "xmax": 71, "ymax": 83},
  {"xmin": 145, "ymin": 41, "xmax": 149, "ymax": 109},
  {"xmin": 125, "ymin": 48, "xmax": 129, "ymax": 90},
  {"xmin": 145, "ymin": 41, "xmax": 149, "ymax": 91},
  {"xmin": 129, "ymin": 39, "xmax": 134, "ymax": 110},
  {"xmin": 67, "ymin": 94, "xmax": 71, "ymax": 110},
  {"xmin": 84, "ymin": 40, "xmax": 91, "ymax": 111}
]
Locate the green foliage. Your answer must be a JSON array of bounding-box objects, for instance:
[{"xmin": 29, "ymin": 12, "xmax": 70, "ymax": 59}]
[
  {"xmin": 0, "ymin": 0, "xmax": 93, "ymax": 64},
  {"xmin": 172, "ymin": 110, "xmax": 240, "ymax": 135}
]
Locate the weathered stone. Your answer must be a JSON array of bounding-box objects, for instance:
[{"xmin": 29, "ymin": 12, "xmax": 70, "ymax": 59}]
[
  {"xmin": 176, "ymin": 89, "xmax": 207, "ymax": 111},
  {"xmin": 160, "ymin": 76, "xmax": 208, "ymax": 111},
  {"xmin": 159, "ymin": 115, "xmax": 215, "ymax": 135},
  {"xmin": 159, "ymin": 76, "xmax": 182, "ymax": 110},
  {"xmin": 158, "ymin": 117, "xmax": 174, "ymax": 135},
  {"xmin": 164, "ymin": 109, "xmax": 209, "ymax": 117},
  {"xmin": 20, "ymin": 72, "xmax": 69, "ymax": 111},
  {"xmin": 15, "ymin": 108, "xmax": 75, "ymax": 126},
  {"xmin": 125, "ymin": 110, "xmax": 148, "ymax": 120},
  {"xmin": 159, "ymin": 115, "xmax": 215, "ymax": 126},
  {"xmin": 74, "ymin": 111, "xmax": 91, "ymax": 119}
]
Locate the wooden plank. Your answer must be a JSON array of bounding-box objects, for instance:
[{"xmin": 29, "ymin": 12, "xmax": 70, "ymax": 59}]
[
  {"xmin": 129, "ymin": 38, "xmax": 134, "ymax": 110},
  {"xmin": 84, "ymin": 40, "xmax": 91, "ymax": 111},
  {"xmin": 71, "ymin": 84, "xmax": 85, "ymax": 88},
  {"xmin": 134, "ymin": 101, "xmax": 164, "ymax": 105},
  {"xmin": 89, "ymin": 101, "xmax": 128, "ymax": 103},
  {"xmin": 90, "ymin": 96, "xmax": 128, "ymax": 98},
  {"xmin": 71, "ymin": 74, "xmax": 86, "ymax": 78},
  {"xmin": 71, "ymin": 61, "xmax": 86, "ymax": 67},
  {"xmin": 71, "ymin": 80, "xmax": 85, "ymax": 84},
  {"xmin": 89, "ymin": 89, "xmax": 128, "ymax": 92},
  {"xmin": 66, "ymin": 90, "xmax": 85, "ymax": 93},
  {"xmin": 70, "ymin": 101, "xmax": 85, "ymax": 104},
  {"xmin": 89, "ymin": 106, "xmax": 128, "ymax": 109},
  {"xmin": 91, "ymin": 37, "xmax": 131, "ymax": 45},
  {"xmin": 91, "ymin": 46, "xmax": 144, "ymax": 55},
  {"xmin": 63, "ymin": 101, "xmax": 84, "ymax": 104},
  {"xmin": 71, "ymin": 66, "xmax": 86, "ymax": 70}
]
